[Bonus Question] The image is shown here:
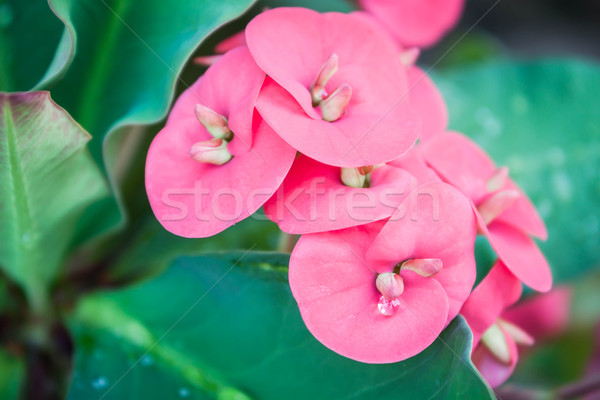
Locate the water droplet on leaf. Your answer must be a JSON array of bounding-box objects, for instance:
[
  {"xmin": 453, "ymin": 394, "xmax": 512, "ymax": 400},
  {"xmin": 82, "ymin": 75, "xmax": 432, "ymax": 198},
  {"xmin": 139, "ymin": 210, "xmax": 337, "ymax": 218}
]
[
  {"xmin": 141, "ymin": 355, "xmax": 154, "ymax": 366},
  {"xmin": 92, "ymin": 376, "xmax": 108, "ymax": 390}
]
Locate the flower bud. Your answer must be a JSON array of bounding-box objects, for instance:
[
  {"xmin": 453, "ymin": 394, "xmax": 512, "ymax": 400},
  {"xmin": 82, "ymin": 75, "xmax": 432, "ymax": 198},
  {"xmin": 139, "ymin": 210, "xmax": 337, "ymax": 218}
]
[
  {"xmin": 310, "ymin": 53, "xmax": 339, "ymax": 106},
  {"xmin": 193, "ymin": 55, "xmax": 223, "ymax": 66},
  {"xmin": 359, "ymin": 165, "xmax": 375, "ymax": 175},
  {"xmin": 498, "ymin": 319, "xmax": 535, "ymax": 346},
  {"xmin": 190, "ymin": 138, "xmax": 233, "ymax": 165},
  {"xmin": 194, "ymin": 104, "xmax": 233, "ymax": 141},
  {"xmin": 480, "ymin": 323, "xmax": 511, "ymax": 364},
  {"xmin": 400, "ymin": 47, "xmax": 420, "ymax": 67},
  {"xmin": 477, "ymin": 189, "xmax": 520, "ymax": 226},
  {"xmin": 401, "ymin": 258, "xmax": 442, "ymax": 277},
  {"xmin": 376, "ymin": 272, "xmax": 405, "ymax": 300},
  {"xmin": 320, "ymin": 83, "xmax": 352, "ymax": 122},
  {"xmin": 340, "ymin": 167, "xmax": 366, "ymax": 188},
  {"xmin": 486, "ymin": 166, "xmax": 510, "ymax": 192}
]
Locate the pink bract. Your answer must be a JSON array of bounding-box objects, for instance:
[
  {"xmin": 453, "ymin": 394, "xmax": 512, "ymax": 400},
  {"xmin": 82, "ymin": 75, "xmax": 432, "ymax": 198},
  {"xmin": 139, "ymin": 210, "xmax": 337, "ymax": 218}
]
[
  {"xmin": 263, "ymin": 155, "xmax": 415, "ymax": 234},
  {"xmin": 407, "ymin": 66, "xmax": 448, "ymax": 142},
  {"xmin": 290, "ymin": 182, "xmax": 476, "ymax": 363},
  {"xmin": 421, "ymin": 132, "xmax": 552, "ymax": 292},
  {"xmin": 167, "ymin": 47, "xmax": 264, "ymax": 156},
  {"xmin": 215, "ymin": 31, "xmax": 246, "ymax": 54},
  {"xmin": 247, "ymin": 7, "xmax": 420, "ymax": 167},
  {"xmin": 145, "ymin": 48, "xmax": 296, "ymax": 238},
  {"xmin": 387, "ymin": 146, "xmax": 442, "ymax": 184},
  {"xmin": 472, "ymin": 330, "xmax": 519, "ymax": 389},
  {"xmin": 462, "ymin": 265, "xmax": 569, "ymax": 388},
  {"xmin": 503, "ymin": 287, "xmax": 572, "ymax": 340},
  {"xmin": 461, "ymin": 262, "xmax": 523, "ymax": 345},
  {"xmin": 366, "ymin": 181, "xmax": 477, "ymax": 322},
  {"xmin": 482, "ymin": 220, "xmax": 552, "ymax": 292},
  {"xmin": 460, "ymin": 262, "xmax": 523, "ymax": 388},
  {"xmin": 357, "ymin": 0, "xmax": 465, "ymax": 48},
  {"xmin": 290, "ymin": 222, "xmax": 448, "ymax": 363},
  {"xmin": 422, "ymin": 132, "xmax": 547, "ymax": 238}
]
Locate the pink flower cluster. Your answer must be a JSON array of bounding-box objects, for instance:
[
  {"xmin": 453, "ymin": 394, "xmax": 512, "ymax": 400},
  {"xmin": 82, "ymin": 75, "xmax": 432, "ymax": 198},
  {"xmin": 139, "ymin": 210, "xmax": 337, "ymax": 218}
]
[{"xmin": 145, "ymin": 4, "xmax": 557, "ymax": 384}]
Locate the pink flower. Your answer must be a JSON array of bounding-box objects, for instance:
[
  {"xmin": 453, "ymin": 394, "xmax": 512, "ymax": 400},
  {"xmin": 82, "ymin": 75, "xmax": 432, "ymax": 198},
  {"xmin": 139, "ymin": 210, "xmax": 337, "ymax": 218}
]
[
  {"xmin": 420, "ymin": 132, "xmax": 552, "ymax": 292},
  {"xmin": 461, "ymin": 263, "xmax": 571, "ymax": 387},
  {"xmin": 263, "ymin": 155, "xmax": 416, "ymax": 234},
  {"xmin": 289, "ymin": 182, "xmax": 476, "ymax": 363},
  {"xmin": 246, "ymin": 7, "xmax": 420, "ymax": 168},
  {"xmin": 145, "ymin": 47, "xmax": 296, "ymax": 238},
  {"xmin": 356, "ymin": 0, "xmax": 465, "ymax": 48},
  {"xmin": 460, "ymin": 262, "xmax": 526, "ymax": 388}
]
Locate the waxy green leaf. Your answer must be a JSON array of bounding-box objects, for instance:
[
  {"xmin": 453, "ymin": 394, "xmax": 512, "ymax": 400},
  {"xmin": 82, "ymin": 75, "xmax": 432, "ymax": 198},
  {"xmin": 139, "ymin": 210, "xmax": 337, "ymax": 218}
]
[
  {"xmin": 45, "ymin": 0, "xmax": 257, "ymax": 243},
  {"xmin": 0, "ymin": 0, "xmax": 69, "ymax": 91},
  {"xmin": 68, "ymin": 252, "xmax": 494, "ymax": 400},
  {"xmin": 0, "ymin": 92, "xmax": 108, "ymax": 310}
]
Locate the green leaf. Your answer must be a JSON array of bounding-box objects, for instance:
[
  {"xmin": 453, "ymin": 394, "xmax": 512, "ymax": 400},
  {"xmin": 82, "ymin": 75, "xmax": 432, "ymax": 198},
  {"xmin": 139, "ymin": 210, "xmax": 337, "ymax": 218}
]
[
  {"xmin": 45, "ymin": 0, "xmax": 257, "ymax": 243},
  {"xmin": 434, "ymin": 60, "xmax": 600, "ymax": 283},
  {"xmin": 258, "ymin": 0, "xmax": 355, "ymax": 12},
  {"xmin": 0, "ymin": 92, "xmax": 109, "ymax": 311},
  {"xmin": 68, "ymin": 252, "xmax": 493, "ymax": 400},
  {"xmin": 0, "ymin": 0, "xmax": 69, "ymax": 91},
  {"xmin": 0, "ymin": 350, "xmax": 22, "ymax": 399},
  {"xmin": 474, "ymin": 236, "xmax": 496, "ymax": 287},
  {"xmin": 107, "ymin": 214, "xmax": 281, "ymax": 283},
  {"xmin": 48, "ymin": 0, "xmax": 256, "ymax": 147}
]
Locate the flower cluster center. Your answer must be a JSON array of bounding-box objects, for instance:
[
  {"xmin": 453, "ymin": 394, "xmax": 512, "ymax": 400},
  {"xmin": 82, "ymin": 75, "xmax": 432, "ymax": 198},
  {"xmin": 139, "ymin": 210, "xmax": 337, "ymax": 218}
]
[
  {"xmin": 376, "ymin": 258, "xmax": 442, "ymax": 316},
  {"xmin": 190, "ymin": 104, "xmax": 234, "ymax": 165}
]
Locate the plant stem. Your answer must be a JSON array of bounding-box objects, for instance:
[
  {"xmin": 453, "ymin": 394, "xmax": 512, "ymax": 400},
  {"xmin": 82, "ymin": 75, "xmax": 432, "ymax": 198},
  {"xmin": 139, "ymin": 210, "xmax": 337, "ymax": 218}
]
[{"xmin": 557, "ymin": 374, "xmax": 600, "ymax": 399}]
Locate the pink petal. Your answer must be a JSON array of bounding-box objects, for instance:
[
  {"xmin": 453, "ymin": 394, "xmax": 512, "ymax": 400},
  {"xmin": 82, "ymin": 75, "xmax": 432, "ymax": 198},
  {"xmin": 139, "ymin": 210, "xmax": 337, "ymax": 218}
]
[
  {"xmin": 387, "ymin": 147, "xmax": 442, "ymax": 184},
  {"xmin": 214, "ymin": 31, "xmax": 247, "ymax": 54},
  {"xmin": 256, "ymin": 79, "xmax": 419, "ymax": 168},
  {"xmin": 503, "ymin": 287, "xmax": 572, "ymax": 340},
  {"xmin": 263, "ymin": 155, "xmax": 415, "ymax": 234},
  {"xmin": 167, "ymin": 47, "xmax": 264, "ymax": 155},
  {"xmin": 290, "ymin": 224, "xmax": 449, "ymax": 363},
  {"xmin": 422, "ymin": 132, "xmax": 548, "ymax": 239},
  {"xmin": 495, "ymin": 179, "xmax": 548, "ymax": 240},
  {"xmin": 247, "ymin": 8, "xmax": 420, "ymax": 167},
  {"xmin": 366, "ymin": 182, "xmax": 477, "ymax": 323},
  {"xmin": 460, "ymin": 262, "xmax": 523, "ymax": 346},
  {"xmin": 407, "ymin": 66, "xmax": 448, "ymax": 142},
  {"xmin": 421, "ymin": 132, "xmax": 495, "ymax": 204},
  {"xmin": 357, "ymin": 0, "xmax": 465, "ymax": 47},
  {"xmin": 486, "ymin": 221, "xmax": 553, "ymax": 292},
  {"xmin": 472, "ymin": 328, "xmax": 519, "ymax": 388},
  {"xmin": 145, "ymin": 115, "xmax": 296, "ymax": 238}
]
